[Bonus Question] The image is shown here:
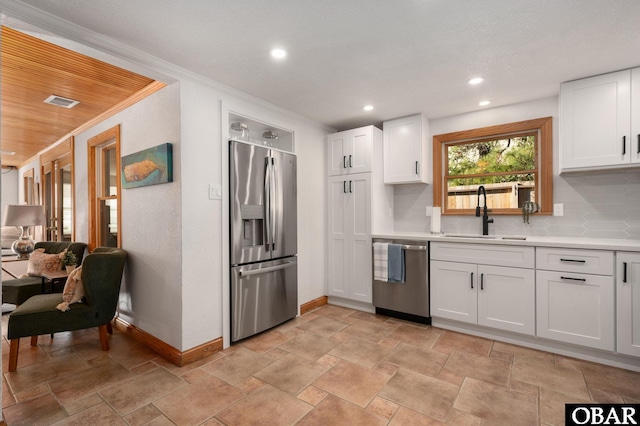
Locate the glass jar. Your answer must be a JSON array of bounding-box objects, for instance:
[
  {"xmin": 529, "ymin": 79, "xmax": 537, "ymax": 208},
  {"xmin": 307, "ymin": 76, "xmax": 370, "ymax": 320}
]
[
  {"xmin": 262, "ymin": 130, "xmax": 278, "ymax": 147},
  {"xmin": 230, "ymin": 122, "xmax": 249, "ymax": 141}
]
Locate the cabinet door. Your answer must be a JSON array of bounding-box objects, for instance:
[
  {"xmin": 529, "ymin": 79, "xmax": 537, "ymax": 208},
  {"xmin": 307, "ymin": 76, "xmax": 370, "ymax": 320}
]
[
  {"xmin": 430, "ymin": 260, "xmax": 477, "ymax": 324},
  {"xmin": 536, "ymin": 270, "xmax": 614, "ymax": 351},
  {"xmin": 326, "ymin": 175, "xmax": 372, "ymax": 302},
  {"xmin": 348, "ymin": 127, "xmax": 373, "ymax": 174},
  {"xmin": 383, "ymin": 115, "xmax": 426, "ymax": 184},
  {"xmin": 617, "ymin": 252, "xmax": 640, "ymax": 357},
  {"xmin": 347, "ymin": 174, "xmax": 372, "ymax": 302},
  {"xmin": 477, "ymin": 265, "xmax": 535, "ymax": 335},
  {"xmin": 327, "ymin": 132, "xmax": 349, "ymax": 176},
  {"xmin": 327, "ymin": 176, "xmax": 348, "ymax": 297},
  {"xmin": 632, "ymin": 68, "xmax": 640, "ymax": 164},
  {"xmin": 326, "ymin": 127, "xmax": 372, "ymax": 176},
  {"xmin": 560, "ymin": 70, "xmax": 631, "ymax": 171}
]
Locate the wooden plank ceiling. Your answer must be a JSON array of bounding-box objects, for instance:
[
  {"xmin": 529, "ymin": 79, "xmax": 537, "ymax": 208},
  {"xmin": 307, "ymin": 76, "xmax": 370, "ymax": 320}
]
[{"xmin": 1, "ymin": 26, "xmax": 157, "ymax": 168}]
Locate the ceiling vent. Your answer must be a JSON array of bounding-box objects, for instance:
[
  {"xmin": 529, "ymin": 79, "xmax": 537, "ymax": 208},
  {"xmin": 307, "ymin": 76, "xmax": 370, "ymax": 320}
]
[{"xmin": 44, "ymin": 95, "xmax": 80, "ymax": 109}]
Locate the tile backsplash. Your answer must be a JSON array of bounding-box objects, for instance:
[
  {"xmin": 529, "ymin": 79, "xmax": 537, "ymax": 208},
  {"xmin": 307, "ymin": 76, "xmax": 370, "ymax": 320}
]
[{"xmin": 393, "ymin": 169, "xmax": 640, "ymax": 240}]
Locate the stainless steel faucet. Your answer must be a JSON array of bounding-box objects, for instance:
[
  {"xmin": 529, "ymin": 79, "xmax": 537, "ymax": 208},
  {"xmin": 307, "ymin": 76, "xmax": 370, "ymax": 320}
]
[{"xmin": 476, "ymin": 185, "xmax": 494, "ymax": 235}]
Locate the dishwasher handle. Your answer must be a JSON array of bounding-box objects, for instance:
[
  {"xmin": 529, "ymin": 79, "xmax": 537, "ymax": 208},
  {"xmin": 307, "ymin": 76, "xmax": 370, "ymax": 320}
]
[{"xmin": 401, "ymin": 244, "xmax": 427, "ymax": 251}]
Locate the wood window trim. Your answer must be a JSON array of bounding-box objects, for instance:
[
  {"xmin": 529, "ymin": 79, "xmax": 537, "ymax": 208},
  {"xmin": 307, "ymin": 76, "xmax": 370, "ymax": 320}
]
[
  {"xmin": 87, "ymin": 125, "xmax": 121, "ymax": 251},
  {"xmin": 433, "ymin": 116, "xmax": 553, "ymax": 215}
]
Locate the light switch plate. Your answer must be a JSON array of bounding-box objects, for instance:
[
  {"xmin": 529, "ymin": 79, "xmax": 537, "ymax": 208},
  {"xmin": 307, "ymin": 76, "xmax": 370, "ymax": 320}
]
[
  {"xmin": 209, "ymin": 184, "xmax": 222, "ymax": 200},
  {"xmin": 553, "ymin": 203, "xmax": 564, "ymax": 216}
]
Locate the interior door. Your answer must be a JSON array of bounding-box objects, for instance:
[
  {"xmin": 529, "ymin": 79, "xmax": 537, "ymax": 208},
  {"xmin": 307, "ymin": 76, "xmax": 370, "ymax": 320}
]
[
  {"xmin": 57, "ymin": 159, "xmax": 73, "ymax": 241},
  {"xmin": 42, "ymin": 153, "xmax": 72, "ymax": 241},
  {"xmin": 41, "ymin": 138, "xmax": 74, "ymax": 242},
  {"xmin": 42, "ymin": 162, "xmax": 56, "ymax": 241}
]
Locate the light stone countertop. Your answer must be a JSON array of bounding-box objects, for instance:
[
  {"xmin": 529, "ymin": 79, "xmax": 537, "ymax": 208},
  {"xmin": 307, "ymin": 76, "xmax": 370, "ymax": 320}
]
[{"xmin": 372, "ymin": 232, "xmax": 640, "ymax": 252}]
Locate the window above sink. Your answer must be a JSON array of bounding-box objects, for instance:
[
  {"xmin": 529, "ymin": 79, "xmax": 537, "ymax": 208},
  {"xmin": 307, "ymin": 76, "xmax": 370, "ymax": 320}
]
[{"xmin": 432, "ymin": 117, "xmax": 553, "ymax": 217}]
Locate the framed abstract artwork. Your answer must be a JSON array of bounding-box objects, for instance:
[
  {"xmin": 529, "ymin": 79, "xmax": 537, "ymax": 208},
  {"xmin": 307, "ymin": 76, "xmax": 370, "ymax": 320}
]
[{"xmin": 121, "ymin": 143, "xmax": 173, "ymax": 189}]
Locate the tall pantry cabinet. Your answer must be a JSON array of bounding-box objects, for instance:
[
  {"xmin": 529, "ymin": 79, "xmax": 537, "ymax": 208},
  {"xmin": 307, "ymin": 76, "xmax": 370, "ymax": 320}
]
[{"xmin": 326, "ymin": 126, "xmax": 394, "ymax": 305}]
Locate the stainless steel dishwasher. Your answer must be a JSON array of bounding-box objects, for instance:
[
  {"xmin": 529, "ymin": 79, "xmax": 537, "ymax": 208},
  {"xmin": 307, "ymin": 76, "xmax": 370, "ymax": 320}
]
[{"xmin": 372, "ymin": 238, "xmax": 430, "ymax": 324}]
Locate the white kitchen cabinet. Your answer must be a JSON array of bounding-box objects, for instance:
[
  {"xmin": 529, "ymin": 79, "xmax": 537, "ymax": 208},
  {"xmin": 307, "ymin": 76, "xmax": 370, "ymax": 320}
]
[
  {"xmin": 536, "ymin": 247, "xmax": 615, "ymax": 351},
  {"xmin": 430, "ymin": 260, "xmax": 477, "ymax": 323},
  {"xmin": 430, "ymin": 243, "xmax": 535, "ymax": 335},
  {"xmin": 326, "ymin": 126, "xmax": 393, "ymax": 304},
  {"xmin": 633, "ymin": 68, "xmax": 640, "ymax": 164},
  {"xmin": 617, "ymin": 252, "xmax": 640, "ymax": 357},
  {"xmin": 327, "ymin": 174, "xmax": 372, "ymax": 302},
  {"xmin": 560, "ymin": 68, "xmax": 640, "ymax": 172},
  {"xmin": 382, "ymin": 114, "xmax": 431, "ymax": 184},
  {"xmin": 327, "ymin": 126, "xmax": 373, "ymax": 176}
]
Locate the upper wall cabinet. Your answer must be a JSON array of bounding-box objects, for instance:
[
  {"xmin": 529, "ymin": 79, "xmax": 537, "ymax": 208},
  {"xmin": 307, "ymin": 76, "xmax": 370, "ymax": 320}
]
[
  {"xmin": 560, "ymin": 68, "xmax": 640, "ymax": 172},
  {"xmin": 383, "ymin": 114, "xmax": 430, "ymax": 184},
  {"xmin": 327, "ymin": 126, "xmax": 373, "ymax": 175}
]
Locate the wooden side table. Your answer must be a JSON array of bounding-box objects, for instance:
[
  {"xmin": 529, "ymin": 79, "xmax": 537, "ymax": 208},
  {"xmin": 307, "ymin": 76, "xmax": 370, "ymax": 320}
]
[
  {"xmin": 1, "ymin": 257, "xmax": 29, "ymax": 280},
  {"xmin": 40, "ymin": 270, "xmax": 69, "ymax": 293}
]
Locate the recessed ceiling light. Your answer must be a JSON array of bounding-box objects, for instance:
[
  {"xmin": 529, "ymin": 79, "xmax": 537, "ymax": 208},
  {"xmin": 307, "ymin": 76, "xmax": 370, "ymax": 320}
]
[
  {"xmin": 478, "ymin": 100, "xmax": 491, "ymax": 106},
  {"xmin": 468, "ymin": 77, "xmax": 484, "ymax": 85},
  {"xmin": 270, "ymin": 48, "xmax": 287, "ymax": 59},
  {"xmin": 0, "ymin": 150, "xmax": 16, "ymax": 155},
  {"xmin": 363, "ymin": 105, "xmax": 374, "ymax": 111}
]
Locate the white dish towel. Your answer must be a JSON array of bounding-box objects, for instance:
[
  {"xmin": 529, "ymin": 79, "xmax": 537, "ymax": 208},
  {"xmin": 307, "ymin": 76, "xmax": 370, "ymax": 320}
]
[{"xmin": 373, "ymin": 242, "xmax": 389, "ymax": 282}]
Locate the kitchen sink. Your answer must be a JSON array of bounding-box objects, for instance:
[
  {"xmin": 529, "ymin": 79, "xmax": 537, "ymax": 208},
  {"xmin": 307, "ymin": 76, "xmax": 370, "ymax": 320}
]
[
  {"xmin": 441, "ymin": 233, "xmax": 527, "ymax": 241},
  {"xmin": 442, "ymin": 233, "xmax": 501, "ymax": 239}
]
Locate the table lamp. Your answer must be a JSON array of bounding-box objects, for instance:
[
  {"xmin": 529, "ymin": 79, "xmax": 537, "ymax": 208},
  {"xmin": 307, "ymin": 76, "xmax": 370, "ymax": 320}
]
[{"xmin": 2, "ymin": 205, "xmax": 46, "ymax": 259}]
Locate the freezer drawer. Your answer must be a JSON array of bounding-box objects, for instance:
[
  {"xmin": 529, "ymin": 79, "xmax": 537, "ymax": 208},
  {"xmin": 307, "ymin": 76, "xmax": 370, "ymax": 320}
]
[
  {"xmin": 231, "ymin": 257, "xmax": 298, "ymax": 342},
  {"xmin": 373, "ymin": 239, "xmax": 430, "ymax": 322}
]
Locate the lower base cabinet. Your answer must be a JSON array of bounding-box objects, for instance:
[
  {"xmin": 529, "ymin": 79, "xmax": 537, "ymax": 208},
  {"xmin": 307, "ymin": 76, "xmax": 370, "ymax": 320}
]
[
  {"xmin": 431, "ymin": 260, "xmax": 535, "ymax": 336},
  {"xmin": 617, "ymin": 252, "xmax": 640, "ymax": 357},
  {"xmin": 536, "ymin": 270, "xmax": 614, "ymax": 351},
  {"xmin": 430, "ymin": 243, "xmax": 638, "ymax": 360}
]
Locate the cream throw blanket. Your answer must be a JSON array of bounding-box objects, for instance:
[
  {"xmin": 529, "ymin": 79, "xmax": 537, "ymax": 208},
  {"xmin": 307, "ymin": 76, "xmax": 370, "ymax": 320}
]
[{"xmin": 56, "ymin": 266, "xmax": 85, "ymax": 312}]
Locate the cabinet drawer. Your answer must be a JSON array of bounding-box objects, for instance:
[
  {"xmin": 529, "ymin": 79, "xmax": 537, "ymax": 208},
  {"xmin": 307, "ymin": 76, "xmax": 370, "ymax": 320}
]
[
  {"xmin": 536, "ymin": 247, "xmax": 613, "ymax": 276},
  {"xmin": 431, "ymin": 242, "xmax": 534, "ymax": 269}
]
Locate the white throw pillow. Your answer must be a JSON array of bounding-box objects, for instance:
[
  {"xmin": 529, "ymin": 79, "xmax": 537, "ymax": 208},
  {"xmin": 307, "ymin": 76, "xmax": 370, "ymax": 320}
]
[
  {"xmin": 24, "ymin": 248, "xmax": 62, "ymax": 276},
  {"xmin": 56, "ymin": 266, "xmax": 85, "ymax": 312}
]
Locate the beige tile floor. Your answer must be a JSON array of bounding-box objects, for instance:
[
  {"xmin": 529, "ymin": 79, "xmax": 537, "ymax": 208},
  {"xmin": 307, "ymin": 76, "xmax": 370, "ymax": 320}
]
[{"xmin": 2, "ymin": 304, "xmax": 640, "ymax": 425}]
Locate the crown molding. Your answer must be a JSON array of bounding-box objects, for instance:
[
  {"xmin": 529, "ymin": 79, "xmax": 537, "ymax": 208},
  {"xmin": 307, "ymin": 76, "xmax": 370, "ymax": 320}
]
[{"xmin": 0, "ymin": 0, "xmax": 333, "ymax": 131}]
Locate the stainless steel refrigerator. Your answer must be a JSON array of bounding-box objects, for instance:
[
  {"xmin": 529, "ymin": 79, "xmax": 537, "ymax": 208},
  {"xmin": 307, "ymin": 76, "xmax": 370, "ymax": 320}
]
[{"xmin": 229, "ymin": 140, "xmax": 298, "ymax": 342}]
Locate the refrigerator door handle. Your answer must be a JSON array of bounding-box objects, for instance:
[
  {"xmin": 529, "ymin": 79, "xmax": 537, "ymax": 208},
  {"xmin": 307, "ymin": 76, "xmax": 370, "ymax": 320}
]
[
  {"xmin": 270, "ymin": 155, "xmax": 277, "ymax": 251},
  {"xmin": 264, "ymin": 156, "xmax": 271, "ymax": 251},
  {"xmin": 239, "ymin": 260, "xmax": 296, "ymax": 277}
]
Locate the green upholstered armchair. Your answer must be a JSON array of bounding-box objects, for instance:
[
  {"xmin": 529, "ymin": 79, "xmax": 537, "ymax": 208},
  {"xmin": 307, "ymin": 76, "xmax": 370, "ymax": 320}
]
[
  {"xmin": 7, "ymin": 247, "xmax": 127, "ymax": 372},
  {"xmin": 2, "ymin": 241, "xmax": 87, "ymax": 306}
]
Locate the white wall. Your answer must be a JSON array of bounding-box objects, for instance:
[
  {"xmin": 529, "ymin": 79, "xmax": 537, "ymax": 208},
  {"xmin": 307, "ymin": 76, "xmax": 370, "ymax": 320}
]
[
  {"xmin": 178, "ymin": 81, "xmax": 224, "ymax": 348},
  {"xmin": 1, "ymin": 168, "xmax": 19, "ymax": 215},
  {"xmin": 73, "ymin": 83, "xmax": 185, "ymax": 348},
  {"xmin": 394, "ymin": 96, "xmax": 640, "ymax": 239}
]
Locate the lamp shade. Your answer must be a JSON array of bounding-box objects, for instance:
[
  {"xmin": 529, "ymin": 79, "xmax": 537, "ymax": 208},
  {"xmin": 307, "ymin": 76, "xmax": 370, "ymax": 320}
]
[{"xmin": 2, "ymin": 205, "xmax": 46, "ymax": 227}]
